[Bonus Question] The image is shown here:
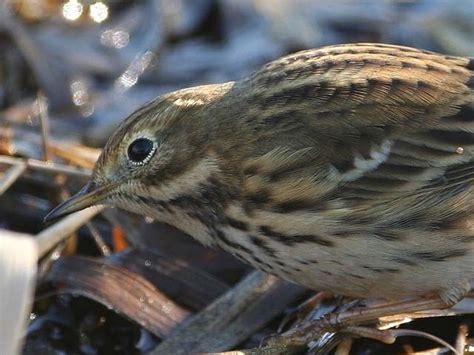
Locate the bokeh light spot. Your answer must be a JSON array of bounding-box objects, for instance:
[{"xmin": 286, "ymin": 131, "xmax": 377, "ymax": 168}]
[
  {"xmin": 62, "ymin": 0, "xmax": 83, "ymax": 21},
  {"xmin": 90, "ymin": 2, "xmax": 109, "ymax": 23}
]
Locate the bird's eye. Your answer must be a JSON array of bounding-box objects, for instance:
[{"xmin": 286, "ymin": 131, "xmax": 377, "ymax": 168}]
[{"xmin": 127, "ymin": 138, "xmax": 156, "ymax": 165}]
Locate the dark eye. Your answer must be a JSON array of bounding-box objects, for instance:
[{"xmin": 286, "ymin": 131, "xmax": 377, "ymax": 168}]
[{"xmin": 127, "ymin": 138, "xmax": 156, "ymax": 165}]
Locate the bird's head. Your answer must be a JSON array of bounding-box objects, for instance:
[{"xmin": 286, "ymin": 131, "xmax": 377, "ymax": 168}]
[{"xmin": 44, "ymin": 83, "xmax": 238, "ymax": 222}]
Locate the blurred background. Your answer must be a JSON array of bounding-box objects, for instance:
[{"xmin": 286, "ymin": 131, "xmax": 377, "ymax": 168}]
[
  {"xmin": 0, "ymin": 0, "xmax": 473, "ymax": 354},
  {"xmin": 2, "ymin": 0, "xmax": 474, "ymax": 148}
]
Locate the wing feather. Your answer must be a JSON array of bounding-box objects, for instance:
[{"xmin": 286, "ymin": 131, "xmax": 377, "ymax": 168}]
[{"xmin": 240, "ymin": 44, "xmax": 473, "ymax": 215}]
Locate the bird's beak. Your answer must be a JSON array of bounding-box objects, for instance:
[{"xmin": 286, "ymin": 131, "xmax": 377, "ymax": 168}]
[{"xmin": 44, "ymin": 181, "xmax": 116, "ymax": 223}]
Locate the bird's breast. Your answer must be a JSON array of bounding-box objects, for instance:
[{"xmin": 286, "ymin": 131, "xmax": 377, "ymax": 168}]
[
  {"xmin": 112, "ymin": 187, "xmax": 473, "ymax": 300},
  {"xmin": 208, "ymin": 203, "xmax": 474, "ymax": 300}
]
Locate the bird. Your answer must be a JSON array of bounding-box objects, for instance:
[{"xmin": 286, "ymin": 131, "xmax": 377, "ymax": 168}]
[{"xmin": 46, "ymin": 43, "xmax": 473, "ymax": 322}]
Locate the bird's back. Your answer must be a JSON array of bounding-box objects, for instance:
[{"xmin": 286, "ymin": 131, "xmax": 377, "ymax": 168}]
[{"xmin": 213, "ymin": 43, "xmax": 474, "ymax": 299}]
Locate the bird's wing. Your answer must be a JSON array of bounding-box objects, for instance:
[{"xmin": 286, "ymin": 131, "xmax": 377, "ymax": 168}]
[{"xmin": 240, "ymin": 44, "xmax": 473, "ymax": 216}]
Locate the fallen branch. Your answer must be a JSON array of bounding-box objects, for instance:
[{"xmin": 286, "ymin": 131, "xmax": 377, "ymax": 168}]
[
  {"xmin": 153, "ymin": 271, "xmax": 306, "ymax": 355},
  {"xmin": 46, "ymin": 255, "xmax": 190, "ymax": 338},
  {"xmin": 0, "ymin": 230, "xmax": 37, "ymax": 355}
]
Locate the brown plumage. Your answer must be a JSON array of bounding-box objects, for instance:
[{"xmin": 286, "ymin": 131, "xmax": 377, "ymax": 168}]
[{"xmin": 46, "ymin": 43, "xmax": 474, "ymax": 305}]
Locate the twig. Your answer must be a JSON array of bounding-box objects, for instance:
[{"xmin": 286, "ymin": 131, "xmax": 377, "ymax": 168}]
[
  {"xmin": 0, "ymin": 161, "xmax": 27, "ymax": 195},
  {"xmin": 389, "ymin": 329, "xmax": 458, "ymax": 355},
  {"xmin": 455, "ymin": 324, "xmax": 469, "ymax": 355},
  {"xmin": 48, "ymin": 144, "xmax": 99, "ymax": 170},
  {"xmin": 36, "ymin": 92, "xmax": 51, "ymax": 161},
  {"xmin": 37, "ymin": 206, "xmax": 105, "ymax": 259},
  {"xmin": 378, "ymin": 296, "xmax": 474, "ymax": 328},
  {"xmin": 86, "ymin": 222, "xmax": 112, "ymax": 256},
  {"xmin": 343, "ymin": 326, "xmax": 396, "ymax": 344},
  {"xmin": 0, "ymin": 155, "xmax": 91, "ymax": 178}
]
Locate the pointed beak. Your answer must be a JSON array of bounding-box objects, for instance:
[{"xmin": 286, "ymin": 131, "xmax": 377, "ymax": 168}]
[{"xmin": 44, "ymin": 181, "xmax": 116, "ymax": 223}]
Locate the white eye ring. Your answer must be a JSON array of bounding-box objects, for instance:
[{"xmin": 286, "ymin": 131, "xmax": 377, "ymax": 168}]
[
  {"xmin": 129, "ymin": 147, "xmax": 156, "ymax": 166},
  {"xmin": 127, "ymin": 137, "xmax": 157, "ymax": 166}
]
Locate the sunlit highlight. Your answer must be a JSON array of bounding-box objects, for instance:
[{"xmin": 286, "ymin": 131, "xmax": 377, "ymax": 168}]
[
  {"xmin": 100, "ymin": 29, "xmax": 130, "ymax": 49},
  {"xmin": 114, "ymin": 51, "xmax": 156, "ymax": 92},
  {"xmin": 90, "ymin": 2, "xmax": 109, "ymax": 23},
  {"xmin": 71, "ymin": 80, "xmax": 90, "ymax": 106},
  {"xmin": 62, "ymin": 0, "xmax": 83, "ymax": 21}
]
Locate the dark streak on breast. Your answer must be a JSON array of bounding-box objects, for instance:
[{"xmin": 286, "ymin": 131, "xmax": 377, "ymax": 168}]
[
  {"xmin": 226, "ymin": 217, "xmax": 249, "ymax": 231},
  {"xmin": 249, "ymin": 235, "xmax": 278, "ymax": 258},
  {"xmin": 347, "ymin": 273, "xmax": 365, "ymax": 280},
  {"xmin": 411, "ymin": 249, "xmax": 467, "ymax": 262},
  {"xmin": 215, "ymin": 229, "xmax": 252, "ymax": 255},
  {"xmin": 373, "ymin": 231, "xmax": 403, "ymax": 241},
  {"xmin": 391, "ymin": 257, "xmax": 417, "ymax": 266},
  {"xmin": 259, "ymin": 226, "xmax": 334, "ymax": 247},
  {"xmin": 362, "ymin": 265, "xmax": 400, "ymax": 273}
]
